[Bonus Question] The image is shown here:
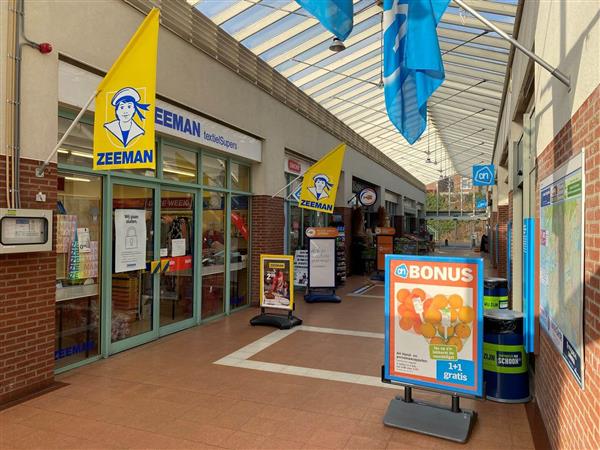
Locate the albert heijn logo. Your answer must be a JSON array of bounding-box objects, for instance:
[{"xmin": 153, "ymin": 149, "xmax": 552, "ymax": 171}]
[
  {"xmin": 395, "ymin": 264, "xmax": 409, "ymax": 278},
  {"xmin": 472, "ymin": 165, "xmax": 495, "ymax": 186}
]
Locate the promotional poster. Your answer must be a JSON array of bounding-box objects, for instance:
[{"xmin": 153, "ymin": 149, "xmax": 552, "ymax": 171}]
[
  {"xmin": 385, "ymin": 255, "xmax": 484, "ymax": 397},
  {"xmin": 260, "ymin": 255, "xmax": 294, "ymax": 310}
]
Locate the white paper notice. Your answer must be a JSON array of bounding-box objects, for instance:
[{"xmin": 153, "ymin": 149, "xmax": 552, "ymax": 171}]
[
  {"xmin": 77, "ymin": 228, "xmax": 91, "ymax": 253},
  {"xmin": 171, "ymin": 238, "xmax": 186, "ymax": 257},
  {"xmin": 114, "ymin": 209, "xmax": 147, "ymax": 273},
  {"xmin": 160, "ymin": 248, "xmax": 168, "ymax": 257}
]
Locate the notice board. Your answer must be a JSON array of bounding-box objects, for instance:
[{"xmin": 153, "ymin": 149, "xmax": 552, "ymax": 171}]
[{"xmin": 309, "ymin": 238, "xmax": 335, "ymax": 288}]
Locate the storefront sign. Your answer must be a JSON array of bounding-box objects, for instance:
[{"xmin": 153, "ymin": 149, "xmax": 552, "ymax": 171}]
[
  {"xmin": 288, "ymin": 159, "xmax": 302, "ymax": 174},
  {"xmin": 384, "ymin": 255, "xmax": 484, "ymax": 397},
  {"xmin": 114, "ymin": 209, "xmax": 147, "ymax": 273},
  {"xmin": 375, "ymin": 227, "xmax": 395, "ymax": 235},
  {"xmin": 472, "ymin": 165, "xmax": 495, "ymax": 186},
  {"xmin": 55, "ymin": 340, "xmax": 95, "ymax": 360},
  {"xmin": 294, "ymin": 249, "xmax": 308, "ymax": 286},
  {"xmin": 260, "ymin": 255, "xmax": 294, "ymax": 310},
  {"xmin": 59, "ymin": 61, "xmax": 262, "ymax": 163},
  {"xmin": 306, "ymin": 227, "xmax": 339, "ymax": 238},
  {"xmin": 539, "ymin": 151, "xmax": 585, "ymax": 387},
  {"xmin": 358, "ymin": 187, "xmax": 377, "ymax": 206}
]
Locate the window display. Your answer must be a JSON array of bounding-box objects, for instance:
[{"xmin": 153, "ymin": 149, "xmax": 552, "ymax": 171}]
[
  {"xmin": 55, "ymin": 173, "xmax": 102, "ymax": 369},
  {"xmin": 230, "ymin": 195, "xmax": 250, "ymax": 309},
  {"xmin": 202, "ymin": 191, "xmax": 225, "ymax": 318}
]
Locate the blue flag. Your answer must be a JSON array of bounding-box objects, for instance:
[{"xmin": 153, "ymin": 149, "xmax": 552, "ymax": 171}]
[
  {"xmin": 383, "ymin": 0, "xmax": 449, "ymax": 144},
  {"xmin": 296, "ymin": 0, "xmax": 353, "ymax": 40}
]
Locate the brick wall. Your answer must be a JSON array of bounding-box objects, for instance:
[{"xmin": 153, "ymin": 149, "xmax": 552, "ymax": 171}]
[
  {"xmin": 497, "ymin": 204, "xmax": 509, "ymax": 278},
  {"xmin": 0, "ymin": 158, "xmax": 57, "ymax": 405},
  {"xmin": 534, "ymin": 85, "xmax": 599, "ymax": 450},
  {"xmin": 250, "ymin": 195, "xmax": 285, "ymax": 304}
]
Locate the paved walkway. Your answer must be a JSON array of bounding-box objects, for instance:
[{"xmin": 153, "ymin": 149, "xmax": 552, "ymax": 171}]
[{"xmin": 0, "ymin": 248, "xmax": 535, "ymax": 449}]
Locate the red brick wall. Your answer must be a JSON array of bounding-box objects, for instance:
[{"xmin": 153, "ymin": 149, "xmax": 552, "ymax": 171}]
[
  {"xmin": 497, "ymin": 204, "xmax": 509, "ymax": 278},
  {"xmin": 534, "ymin": 85, "xmax": 600, "ymax": 450},
  {"xmin": 0, "ymin": 158, "xmax": 57, "ymax": 405},
  {"xmin": 250, "ymin": 195, "xmax": 285, "ymax": 304}
]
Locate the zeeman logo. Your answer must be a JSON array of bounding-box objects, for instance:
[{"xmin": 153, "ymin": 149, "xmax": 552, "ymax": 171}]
[
  {"xmin": 104, "ymin": 87, "xmax": 149, "ymax": 148},
  {"xmin": 395, "ymin": 263, "xmax": 474, "ymax": 283},
  {"xmin": 308, "ymin": 174, "xmax": 333, "ymax": 201}
]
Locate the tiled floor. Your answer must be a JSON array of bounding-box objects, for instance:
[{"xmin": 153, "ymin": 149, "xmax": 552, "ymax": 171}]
[{"xmin": 0, "ymin": 247, "xmax": 536, "ymax": 449}]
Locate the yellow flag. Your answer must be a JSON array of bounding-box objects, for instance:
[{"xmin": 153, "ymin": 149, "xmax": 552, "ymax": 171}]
[
  {"xmin": 299, "ymin": 143, "xmax": 346, "ymax": 213},
  {"xmin": 93, "ymin": 9, "xmax": 159, "ymax": 170}
]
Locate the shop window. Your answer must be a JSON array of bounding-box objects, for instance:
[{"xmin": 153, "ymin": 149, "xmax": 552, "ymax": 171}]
[
  {"xmin": 162, "ymin": 144, "xmax": 198, "ymax": 183},
  {"xmin": 230, "ymin": 195, "xmax": 250, "ymax": 309},
  {"xmin": 202, "ymin": 155, "xmax": 227, "ymax": 188},
  {"xmin": 231, "ymin": 162, "xmax": 250, "ymax": 192},
  {"xmin": 55, "ymin": 173, "xmax": 102, "ymax": 369},
  {"xmin": 202, "ymin": 191, "xmax": 225, "ymax": 318}
]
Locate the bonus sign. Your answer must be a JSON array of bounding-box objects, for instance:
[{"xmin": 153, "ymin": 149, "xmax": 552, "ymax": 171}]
[{"xmin": 384, "ymin": 255, "xmax": 484, "ymax": 397}]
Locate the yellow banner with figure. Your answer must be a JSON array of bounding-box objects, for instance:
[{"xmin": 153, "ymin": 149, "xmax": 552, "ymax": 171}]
[
  {"xmin": 93, "ymin": 8, "xmax": 159, "ymax": 170},
  {"xmin": 299, "ymin": 143, "xmax": 346, "ymax": 213}
]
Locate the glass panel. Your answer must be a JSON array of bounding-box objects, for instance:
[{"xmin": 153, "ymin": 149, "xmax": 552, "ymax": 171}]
[
  {"xmin": 202, "ymin": 155, "xmax": 227, "ymax": 188},
  {"xmin": 162, "ymin": 145, "xmax": 198, "ymax": 183},
  {"xmin": 58, "ymin": 115, "xmax": 155, "ymax": 177},
  {"xmin": 231, "ymin": 163, "xmax": 250, "ymax": 192},
  {"xmin": 202, "ymin": 191, "xmax": 225, "ymax": 318},
  {"xmin": 55, "ymin": 173, "xmax": 102, "ymax": 369},
  {"xmin": 111, "ymin": 185, "xmax": 154, "ymax": 342},
  {"xmin": 159, "ymin": 190, "xmax": 194, "ymax": 326},
  {"xmin": 288, "ymin": 204, "xmax": 302, "ymax": 253},
  {"xmin": 230, "ymin": 195, "xmax": 249, "ymax": 310}
]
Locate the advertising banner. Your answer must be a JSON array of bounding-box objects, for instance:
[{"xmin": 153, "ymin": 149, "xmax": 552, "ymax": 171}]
[
  {"xmin": 385, "ymin": 255, "xmax": 484, "ymax": 397},
  {"xmin": 539, "ymin": 151, "xmax": 585, "ymax": 387},
  {"xmin": 472, "ymin": 165, "xmax": 495, "ymax": 186},
  {"xmin": 260, "ymin": 255, "xmax": 294, "ymax": 310},
  {"xmin": 93, "ymin": 9, "xmax": 159, "ymax": 170},
  {"xmin": 523, "ymin": 218, "xmax": 536, "ymax": 353},
  {"xmin": 114, "ymin": 209, "xmax": 147, "ymax": 273},
  {"xmin": 299, "ymin": 144, "xmax": 346, "ymax": 214}
]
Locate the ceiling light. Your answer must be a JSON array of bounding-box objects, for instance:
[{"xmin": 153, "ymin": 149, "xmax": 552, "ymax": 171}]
[
  {"xmin": 163, "ymin": 167, "xmax": 196, "ymax": 177},
  {"xmin": 329, "ymin": 38, "xmax": 345, "ymax": 53},
  {"xmin": 64, "ymin": 176, "xmax": 90, "ymax": 183},
  {"xmin": 71, "ymin": 150, "xmax": 93, "ymax": 159}
]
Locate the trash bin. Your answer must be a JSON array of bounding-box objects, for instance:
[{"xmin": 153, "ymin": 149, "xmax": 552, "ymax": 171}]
[
  {"xmin": 483, "ymin": 309, "xmax": 530, "ymax": 403},
  {"xmin": 484, "ymin": 277, "xmax": 508, "ymax": 309}
]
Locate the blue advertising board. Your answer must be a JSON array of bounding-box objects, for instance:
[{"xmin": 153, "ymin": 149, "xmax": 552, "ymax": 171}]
[
  {"xmin": 384, "ymin": 255, "xmax": 484, "ymax": 397},
  {"xmin": 523, "ymin": 218, "xmax": 536, "ymax": 353},
  {"xmin": 473, "ymin": 165, "xmax": 495, "ymax": 186},
  {"xmin": 476, "ymin": 198, "xmax": 487, "ymax": 209}
]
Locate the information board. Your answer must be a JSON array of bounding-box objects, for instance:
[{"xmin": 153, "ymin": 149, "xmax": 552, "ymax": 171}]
[
  {"xmin": 260, "ymin": 255, "xmax": 294, "ymax": 310},
  {"xmin": 294, "ymin": 250, "xmax": 308, "ymax": 286},
  {"xmin": 309, "ymin": 238, "xmax": 336, "ymax": 288},
  {"xmin": 384, "ymin": 255, "xmax": 484, "ymax": 397},
  {"xmin": 539, "ymin": 151, "xmax": 585, "ymax": 387}
]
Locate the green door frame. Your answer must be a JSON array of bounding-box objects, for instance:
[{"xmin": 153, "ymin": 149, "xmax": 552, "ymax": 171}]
[{"xmin": 107, "ymin": 177, "xmax": 161, "ymax": 355}]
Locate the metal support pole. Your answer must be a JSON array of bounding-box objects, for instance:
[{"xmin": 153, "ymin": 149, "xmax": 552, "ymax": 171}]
[
  {"xmin": 454, "ymin": 0, "xmax": 570, "ymax": 89},
  {"xmin": 36, "ymin": 91, "xmax": 97, "ymax": 177},
  {"xmin": 451, "ymin": 395, "xmax": 461, "ymax": 413},
  {"xmin": 404, "ymin": 386, "xmax": 413, "ymax": 403}
]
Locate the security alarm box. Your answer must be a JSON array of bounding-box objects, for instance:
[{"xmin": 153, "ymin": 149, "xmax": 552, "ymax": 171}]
[{"xmin": 0, "ymin": 209, "xmax": 52, "ymax": 254}]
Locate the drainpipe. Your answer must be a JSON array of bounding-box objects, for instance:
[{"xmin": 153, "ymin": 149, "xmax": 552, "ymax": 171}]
[{"xmin": 14, "ymin": 0, "xmax": 52, "ymax": 207}]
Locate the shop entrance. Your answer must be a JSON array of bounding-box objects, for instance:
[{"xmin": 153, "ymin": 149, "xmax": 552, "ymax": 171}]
[{"xmin": 108, "ymin": 181, "xmax": 198, "ymax": 354}]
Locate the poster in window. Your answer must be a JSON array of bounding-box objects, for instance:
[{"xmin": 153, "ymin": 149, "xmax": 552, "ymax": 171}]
[{"xmin": 115, "ymin": 209, "xmax": 147, "ymax": 273}]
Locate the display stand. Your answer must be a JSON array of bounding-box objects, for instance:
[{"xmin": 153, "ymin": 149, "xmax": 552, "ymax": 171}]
[
  {"xmin": 250, "ymin": 306, "xmax": 302, "ymax": 330},
  {"xmin": 251, "ymin": 254, "xmax": 302, "ymax": 329},
  {"xmin": 371, "ymin": 227, "xmax": 395, "ymax": 281},
  {"xmin": 381, "ymin": 383, "xmax": 476, "ymax": 443},
  {"xmin": 304, "ymin": 227, "xmax": 341, "ymax": 303}
]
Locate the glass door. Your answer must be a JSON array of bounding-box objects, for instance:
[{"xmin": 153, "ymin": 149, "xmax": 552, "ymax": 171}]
[
  {"xmin": 109, "ymin": 182, "xmax": 158, "ymax": 353},
  {"xmin": 159, "ymin": 189, "xmax": 196, "ymax": 333}
]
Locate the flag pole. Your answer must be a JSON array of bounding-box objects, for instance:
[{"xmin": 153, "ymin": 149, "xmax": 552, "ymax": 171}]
[
  {"xmin": 271, "ymin": 171, "xmax": 305, "ymax": 198},
  {"xmin": 453, "ymin": 0, "xmax": 570, "ymax": 89},
  {"xmin": 36, "ymin": 90, "xmax": 98, "ymax": 177}
]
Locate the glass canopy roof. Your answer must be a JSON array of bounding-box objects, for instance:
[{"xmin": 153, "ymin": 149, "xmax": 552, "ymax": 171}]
[{"xmin": 190, "ymin": 0, "xmax": 518, "ymax": 184}]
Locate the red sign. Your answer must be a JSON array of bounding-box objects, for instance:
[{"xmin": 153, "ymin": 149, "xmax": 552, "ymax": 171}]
[
  {"xmin": 305, "ymin": 227, "xmax": 338, "ymax": 238},
  {"xmin": 162, "ymin": 255, "xmax": 193, "ymax": 272},
  {"xmin": 376, "ymin": 227, "xmax": 396, "ymax": 235},
  {"xmin": 377, "ymin": 235, "xmax": 394, "ymax": 271},
  {"xmin": 287, "ymin": 159, "xmax": 302, "ymax": 174}
]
